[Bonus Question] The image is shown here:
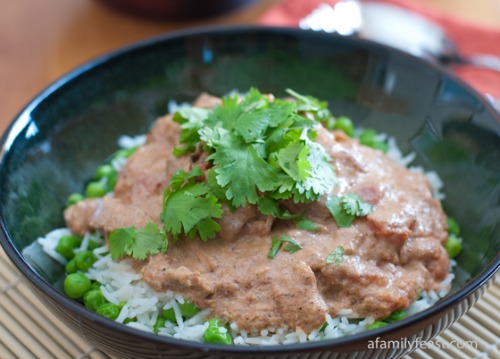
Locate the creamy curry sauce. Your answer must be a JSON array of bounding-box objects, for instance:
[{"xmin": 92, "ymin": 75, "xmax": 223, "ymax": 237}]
[{"xmin": 64, "ymin": 94, "xmax": 449, "ymax": 333}]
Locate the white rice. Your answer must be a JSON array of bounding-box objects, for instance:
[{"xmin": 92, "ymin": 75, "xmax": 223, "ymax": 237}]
[
  {"xmin": 37, "ymin": 228, "xmax": 72, "ymax": 265},
  {"xmin": 35, "ymin": 126, "xmax": 457, "ymax": 345},
  {"xmin": 117, "ymin": 134, "xmax": 146, "ymax": 149},
  {"xmin": 36, "ymin": 226, "xmax": 456, "ymax": 345},
  {"xmin": 167, "ymin": 99, "xmax": 191, "ymax": 114},
  {"xmin": 385, "ymin": 135, "xmax": 445, "ymax": 200},
  {"xmin": 110, "ymin": 134, "xmax": 147, "ymax": 173}
]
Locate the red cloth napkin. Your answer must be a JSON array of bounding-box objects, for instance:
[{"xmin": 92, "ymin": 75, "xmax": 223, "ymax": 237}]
[{"xmin": 259, "ymin": 0, "xmax": 500, "ymax": 102}]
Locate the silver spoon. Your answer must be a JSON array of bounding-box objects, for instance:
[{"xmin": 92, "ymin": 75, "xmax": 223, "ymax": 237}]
[
  {"xmin": 299, "ymin": 0, "xmax": 500, "ymax": 109},
  {"xmin": 299, "ymin": 0, "xmax": 500, "ymax": 72}
]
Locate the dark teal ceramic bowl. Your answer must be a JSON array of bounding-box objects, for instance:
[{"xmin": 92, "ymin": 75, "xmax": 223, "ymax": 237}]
[{"xmin": 0, "ymin": 26, "xmax": 499, "ymax": 359}]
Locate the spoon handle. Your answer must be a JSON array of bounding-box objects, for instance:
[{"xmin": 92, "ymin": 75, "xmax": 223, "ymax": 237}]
[
  {"xmin": 464, "ymin": 54, "xmax": 500, "ymax": 73},
  {"xmin": 443, "ymin": 53, "xmax": 500, "ymax": 73}
]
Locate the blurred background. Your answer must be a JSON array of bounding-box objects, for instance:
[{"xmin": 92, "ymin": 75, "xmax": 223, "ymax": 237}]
[{"xmin": 1, "ymin": 0, "xmax": 499, "ymax": 134}]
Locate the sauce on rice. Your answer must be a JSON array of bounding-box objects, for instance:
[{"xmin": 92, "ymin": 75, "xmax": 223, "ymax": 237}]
[{"xmin": 64, "ymin": 93, "xmax": 449, "ymax": 333}]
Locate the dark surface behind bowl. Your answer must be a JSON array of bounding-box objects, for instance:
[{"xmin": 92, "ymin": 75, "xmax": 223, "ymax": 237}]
[
  {"xmin": 96, "ymin": 0, "xmax": 257, "ymax": 21},
  {"xmin": 0, "ymin": 26, "xmax": 499, "ymax": 359}
]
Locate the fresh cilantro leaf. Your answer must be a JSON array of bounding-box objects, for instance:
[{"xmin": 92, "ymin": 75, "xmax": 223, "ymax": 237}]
[
  {"xmin": 233, "ymin": 88, "xmax": 272, "ymax": 142},
  {"xmin": 295, "ymin": 128, "xmax": 336, "ymax": 198},
  {"xmin": 281, "ymin": 234, "xmax": 302, "ymax": 253},
  {"xmin": 188, "ymin": 216, "xmax": 221, "ymax": 241},
  {"xmin": 234, "ymin": 92, "xmax": 295, "ymax": 143},
  {"xmin": 206, "ymin": 169, "xmax": 231, "ymax": 204},
  {"xmin": 162, "ymin": 89, "xmax": 340, "ymax": 242},
  {"xmin": 341, "ymin": 193, "xmax": 374, "ymax": 216},
  {"xmin": 108, "ymin": 228, "xmax": 134, "ymax": 260},
  {"xmin": 240, "ymin": 87, "xmax": 268, "ymax": 111},
  {"xmin": 279, "ymin": 211, "xmax": 302, "ymax": 220},
  {"xmin": 210, "ymin": 135, "xmax": 279, "ymax": 207},
  {"xmin": 326, "ymin": 194, "xmax": 374, "ymax": 228},
  {"xmin": 163, "ymin": 166, "xmax": 204, "ymax": 200},
  {"xmin": 264, "ymin": 120, "xmax": 298, "ymax": 154},
  {"xmin": 108, "ymin": 222, "xmax": 167, "ymax": 261},
  {"xmin": 326, "ymin": 246, "xmax": 344, "ymax": 265},
  {"xmin": 257, "ymin": 197, "xmax": 281, "ymax": 217},
  {"xmin": 326, "ymin": 195, "xmax": 355, "ymax": 228},
  {"xmin": 203, "ymin": 90, "xmax": 335, "ymax": 207},
  {"xmin": 174, "ymin": 107, "xmax": 210, "ymax": 126},
  {"xmin": 198, "ymin": 125, "xmax": 230, "ymax": 148},
  {"xmin": 161, "ymin": 168, "xmax": 223, "ymax": 241},
  {"xmin": 295, "ymin": 218, "xmax": 321, "ymax": 232},
  {"xmin": 265, "ymin": 100, "xmax": 297, "ymax": 128},
  {"xmin": 277, "ymin": 141, "xmax": 311, "ymax": 182},
  {"xmin": 236, "ymin": 109, "xmax": 273, "ymax": 143},
  {"xmin": 173, "ymin": 107, "xmax": 210, "ymax": 156},
  {"xmin": 268, "ymin": 236, "xmax": 282, "ymax": 259},
  {"xmin": 257, "ymin": 197, "xmax": 301, "ymax": 220},
  {"xmin": 286, "ymin": 89, "xmax": 322, "ymax": 112},
  {"xmin": 268, "ymin": 234, "xmax": 302, "ymax": 259},
  {"xmin": 285, "ymin": 88, "xmax": 332, "ymax": 122},
  {"xmin": 207, "ymin": 94, "xmax": 241, "ymax": 130}
]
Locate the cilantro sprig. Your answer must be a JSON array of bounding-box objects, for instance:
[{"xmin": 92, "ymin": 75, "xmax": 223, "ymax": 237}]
[
  {"xmin": 161, "ymin": 167, "xmax": 223, "ymax": 242},
  {"xmin": 295, "ymin": 218, "xmax": 321, "ymax": 232},
  {"xmin": 172, "ymin": 88, "xmax": 336, "ymax": 210},
  {"xmin": 268, "ymin": 234, "xmax": 303, "ymax": 259},
  {"xmin": 105, "ymin": 89, "xmax": 381, "ymax": 261},
  {"xmin": 108, "ymin": 222, "xmax": 167, "ymax": 260},
  {"xmin": 326, "ymin": 246, "xmax": 345, "ymax": 265},
  {"xmin": 326, "ymin": 193, "xmax": 374, "ymax": 228}
]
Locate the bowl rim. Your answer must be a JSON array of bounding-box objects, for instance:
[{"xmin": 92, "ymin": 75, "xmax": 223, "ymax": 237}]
[{"xmin": 0, "ymin": 25, "xmax": 499, "ymax": 354}]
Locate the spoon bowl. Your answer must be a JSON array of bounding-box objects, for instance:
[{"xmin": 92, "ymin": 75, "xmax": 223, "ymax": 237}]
[{"xmin": 300, "ymin": 0, "xmax": 500, "ymax": 72}]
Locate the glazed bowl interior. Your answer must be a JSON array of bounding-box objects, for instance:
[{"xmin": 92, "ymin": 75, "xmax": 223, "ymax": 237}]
[{"xmin": 0, "ymin": 26, "xmax": 499, "ymax": 358}]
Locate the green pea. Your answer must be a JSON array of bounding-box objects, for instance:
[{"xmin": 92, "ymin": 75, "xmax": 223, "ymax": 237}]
[
  {"xmin": 95, "ymin": 164, "xmax": 115, "ymax": 180},
  {"xmin": 112, "ymin": 146, "xmax": 138, "ymax": 160},
  {"xmin": 333, "ymin": 116, "xmax": 354, "ymax": 137},
  {"xmin": 154, "ymin": 316, "xmax": 167, "ymax": 334},
  {"xmin": 162, "ymin": 308, "xmax": 177, "ymax": 323},
  {"xmin": 56, "ymin": 235, "xmax": 80, "ymax": 260},
  {"xmin": 203, "ymin": 318, "xmax": 232, "ymax": 345},
  {"xmin": 447, "ymin": 217, "xmax": 460, "ymax": 236},
  {"xmin": 445, "ymin": 235, "xmax": 462, "ymax": 258},
  {"xmin": 95, "ymin": 164, "xmax": 118, "ymax": 192},
  {"xmin": 207, "ymin": 318, "xmax": 220, "ymax": 326},
  {"xmin": 368, "ymin": 140, "xmax": 388, "ymax": 153},
  {"xmin": 359, "ymin": 128, "xmax": 377, "ymax": 143},
  {"xmin": 91, "ymin": 281, "xmax": 101, "ymax": 290},
  {"xmin": 105, "ymin": 172, "xmax": 118, "ymax": 192},
  {"xmin": 358, "ymin": 129, "xmax": 388, "ymax": 152},
  {"xmin": 96, "ymin": 303, "xmax": 120, "ymax": 320},
  {"xmin": 73, "ymin": 235, "xmax": 83, "ymax": 246},
  {"xmin": 88, "ymin": 239, "xmax": 103, "ymax": 251},
  {"xmin": 83, "ymin": 289, "xmax": 107, "ymax": 312},
  {"xmin": 385, "ymin": 309, "xmax": 406, "ymax": 323},
  {"xmin": 85, "ymin": 181, "xmax": 107, "ymax": 198},
  {"xmin": 179, "ymin": 300, "xmax": 200, "ymax": 318},
  {"xmin": 65, "ymin": 259, "xmax": 77, "ymax": 274},
  {"xmin": 64, "ymin": 273, "xmax": 92, "ymax": 299},
  {"xmin": 67, "ymin": 193, "xmax": 84, "ymax": 206},
  {"xmin": 368, "ymin": 321, "xmax": 388, "ymax": 330},
  {"xmin": 74, "ymin": 251, "xmax": 96, "ymax": 271},
  {"xmin": 324, "ymin": 117, "xmax": 335, "ymax": 130}
]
